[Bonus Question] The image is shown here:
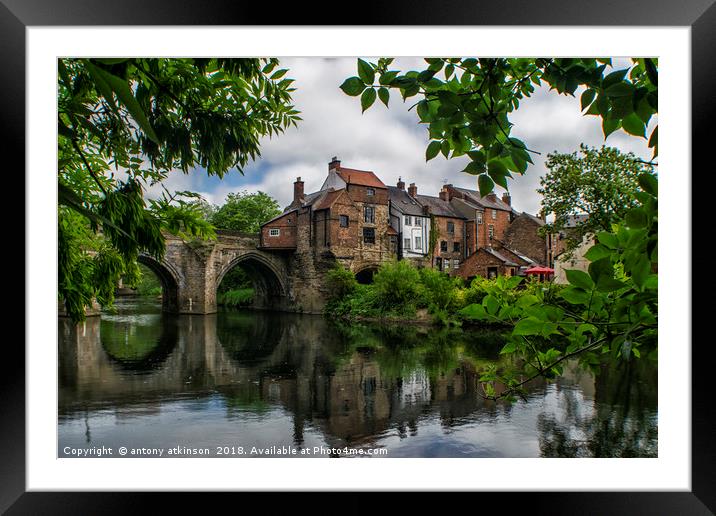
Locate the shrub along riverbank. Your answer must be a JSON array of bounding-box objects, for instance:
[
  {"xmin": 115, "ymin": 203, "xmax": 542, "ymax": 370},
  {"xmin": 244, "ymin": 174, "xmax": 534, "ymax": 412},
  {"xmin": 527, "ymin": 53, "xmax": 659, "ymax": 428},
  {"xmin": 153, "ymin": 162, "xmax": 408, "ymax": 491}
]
[{"xmin": 324, "ymin": 261, "xmax": 567, "ymax": 327}]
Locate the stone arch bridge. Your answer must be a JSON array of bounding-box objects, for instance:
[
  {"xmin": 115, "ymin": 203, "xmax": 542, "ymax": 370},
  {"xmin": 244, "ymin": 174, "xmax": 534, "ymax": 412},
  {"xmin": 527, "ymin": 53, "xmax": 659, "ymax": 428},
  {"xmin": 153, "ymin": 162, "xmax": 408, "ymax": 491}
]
[{"xmin": 139, "ymin": 230, "xmax": 332, "ymax": 314}]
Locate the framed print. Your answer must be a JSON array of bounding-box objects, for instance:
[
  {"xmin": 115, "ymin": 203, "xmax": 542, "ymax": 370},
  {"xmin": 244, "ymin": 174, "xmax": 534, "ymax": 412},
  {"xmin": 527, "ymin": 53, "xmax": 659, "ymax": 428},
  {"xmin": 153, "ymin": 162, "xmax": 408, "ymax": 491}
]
[{"xmin": 4, "ymin": 0, "xmax": 713, "ymax": 512}]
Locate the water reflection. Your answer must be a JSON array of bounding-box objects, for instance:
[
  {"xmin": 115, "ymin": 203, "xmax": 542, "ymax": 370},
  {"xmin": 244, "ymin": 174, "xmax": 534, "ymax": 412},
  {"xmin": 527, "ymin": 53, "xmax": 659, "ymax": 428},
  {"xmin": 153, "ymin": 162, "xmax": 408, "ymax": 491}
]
[{"xmin": 58, "ymin": 299, "xmax": 658, "ymax": 457}]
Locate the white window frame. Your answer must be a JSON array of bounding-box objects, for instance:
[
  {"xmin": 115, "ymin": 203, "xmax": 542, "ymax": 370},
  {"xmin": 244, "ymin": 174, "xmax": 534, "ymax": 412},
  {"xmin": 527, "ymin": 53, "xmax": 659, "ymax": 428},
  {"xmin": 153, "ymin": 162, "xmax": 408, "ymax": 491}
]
[
  {"xmin": 404, "ymin": 238, "xmax": 411, "ymax": 250},
  {"xmin": 367, "ymin": 187, "xmax": 375, "ymax": 196},
  {"xmin": 477, "ymin": 212, "xmax": 483, "ymax": 224},
  {"xmin": 269, "ymin": 228, "xmax": 280, "ymax": 237},
  {"xmin": 453, "ymin": 259, "xmax": 460, "ymax": 269},
  {"xmin": 414, "ymin": 236, "xmax": 422, "ymax": 250},
  {"xmin": 404, "ymin": 215, "xmax": 411, "ymax": 226},
  {"xmin": 492, "ymin": 209, "xmax": 497, "ymax": 220}
]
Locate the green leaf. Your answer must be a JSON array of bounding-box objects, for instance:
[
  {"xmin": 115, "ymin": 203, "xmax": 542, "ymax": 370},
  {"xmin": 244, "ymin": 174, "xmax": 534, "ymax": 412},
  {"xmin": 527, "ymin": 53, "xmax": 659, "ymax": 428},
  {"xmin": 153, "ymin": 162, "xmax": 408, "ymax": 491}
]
[
  {"xmin": 566, "ymin": 269, "xmax": 594, "ymax": 290},
  {"xmin": 625, "ymin": 208, "xmax": 648, "ymax": 228},
  {"xmin": 459, "ymin": 303, "xmax": 487, "ymax": 319},
  {"xmin": 638, "ymin": 173, "xmax": 658, "ymax": 196},
  {"xmin": 463, "ymin": 161, "xmax": 486, "ymax": 175},
  {"xmin": 596, "ymin": 232, "xmax": 619, "ymax": 249},
  {"xmin": 605, "ymin": 81, "xmax": 634, "ymax": 98},
  {"xmin": 596, "ymin": 277, "xmax": 627, "ymax": 292},
  {"xmin": 340, "ymin": 77, "xmax": 365, "ymax": 96},
  {"xmin": 516, "ymin": 294, "xmax": 539, "ymax": 308},
  {"xmin": 580, "ymin": 88, "xmax": 596, "ymax": 111},
  {"xmin": 426, "ymin": 141, "xmax": 441, "ymax": 161},
  {"xmin": 602, "ymin": 117, "xmax": 620, "ymax": 139},
  {"xmin": 478, "ymin": 174, "xmax": 494, "ymax": 196},
  {"xmin": 270, "ymin": 69, "xmax": 288, "ymax": 80},
  {"xmin": 560, "ymin": 286, "xmax": 590, "ymax": 305},
  {"xmin": 602, "ymin": 69, "xmax": 629, "ymax": 89},
  {"xmin": 584, "ymin": 244, "xmax": 611, "ymax": 262},
  {"xmin": 487, "ymin": 159, "xmax": 508, "ymax": 178},
  {"xmin": 588, "ymin": 257, "xmax": 614, "ymax": 284},
  {"xmin": 513, "ymin": 317, "xmax": 544, "ymax": 336},
  {"xmin": 483, "ymin": 295, "xmax": 500, "ymax": 316},
  {"xmin": 357, "ymin": 59, "xmax": 375, "ymax": 85},
  {"xmin": 379, "ymin": 71, "xmax": 399, "ymax": 85},
  {"xmin": 622, "ymin": 112, "xmax": 646, "ymax": 137},
  {"xmin": 361, "ymin": 87, "xmax": 376, "ymax": 113},
  {"xmin": 86, "ymin": 62, "xmax": 160, "ymax": 144},
  {"xmin": 378, "ymin": 87, "xmax": 390, "ymax": 107}
]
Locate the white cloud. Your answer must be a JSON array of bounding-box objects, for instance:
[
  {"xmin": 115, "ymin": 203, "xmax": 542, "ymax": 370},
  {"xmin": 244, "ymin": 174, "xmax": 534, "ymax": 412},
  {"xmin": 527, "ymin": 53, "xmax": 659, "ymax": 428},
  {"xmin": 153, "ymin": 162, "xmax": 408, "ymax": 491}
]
[{"xmin": 175, "ymin": 57, "xmax": 657, "ymax": 219}]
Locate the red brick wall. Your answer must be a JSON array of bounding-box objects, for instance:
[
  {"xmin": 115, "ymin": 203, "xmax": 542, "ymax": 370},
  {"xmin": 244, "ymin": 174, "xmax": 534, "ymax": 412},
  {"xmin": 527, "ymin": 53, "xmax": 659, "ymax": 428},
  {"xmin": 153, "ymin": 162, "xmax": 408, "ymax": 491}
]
[
  {"xmin": 502, "ymin": 215, "xmax": 547, "ymax": 265},
  {"xmin": 432, "ymin": 215, "xmax": 465, "ymax": 274},
  {"xmin": 261, "ymin": 212, "xmax": 297, "ymax": 248},
  {"xmin": 477, "ymin": 207, "xmax": 511, "ymax": 249},
  {"xmin": 456, "ymin": 250, "xmax": 517, "ymax": 280},
  {"xmin": 346, "ymin": 185, "xmax": 389, "ymax": 205}
]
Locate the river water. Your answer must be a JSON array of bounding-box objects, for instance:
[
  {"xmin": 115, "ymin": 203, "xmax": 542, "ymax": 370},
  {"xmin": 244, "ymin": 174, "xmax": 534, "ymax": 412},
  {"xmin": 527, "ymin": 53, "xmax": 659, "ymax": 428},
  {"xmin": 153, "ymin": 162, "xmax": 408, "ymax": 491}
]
[{"xmin": 58, "ymin": 298, "xmax": 657, "ymax": 458}]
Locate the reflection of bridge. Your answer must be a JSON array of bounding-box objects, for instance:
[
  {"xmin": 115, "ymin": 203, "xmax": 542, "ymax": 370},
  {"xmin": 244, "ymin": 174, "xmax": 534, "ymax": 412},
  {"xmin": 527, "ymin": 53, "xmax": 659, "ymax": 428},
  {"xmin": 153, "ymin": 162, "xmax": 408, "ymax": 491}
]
[
  {"xmin": 139, "ymin": 230, "xmax": 326, "ymax": 314},
  {"xmin": 58, "ymin": 315, "xmax": 490, "ymax": 449}
]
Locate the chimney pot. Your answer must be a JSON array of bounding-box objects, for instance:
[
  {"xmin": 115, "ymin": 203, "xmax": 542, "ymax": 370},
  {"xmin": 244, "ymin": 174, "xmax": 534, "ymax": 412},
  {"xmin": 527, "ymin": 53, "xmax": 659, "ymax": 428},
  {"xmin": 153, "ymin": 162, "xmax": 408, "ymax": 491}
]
[
  {"xmin": 329, "ymin": 156, "xmax": 341, "ymax": 170},
  {"xmin": 408, "ymin": 183, "xmax": 417, "ymax": 197},
  {"xmin": 502, "ymin": 192, "xmax": 511, "ymax": 206},
  {"xmin": 397, "ymin": 177, "xmax": 405, "ymax": 190},
  {"xmin": 439, "ymin": 187, "xmax": 450, "ymax": 201},
  {"xmin": 293, "ymin": 176, "xmax": 305, "ymax": 204}
]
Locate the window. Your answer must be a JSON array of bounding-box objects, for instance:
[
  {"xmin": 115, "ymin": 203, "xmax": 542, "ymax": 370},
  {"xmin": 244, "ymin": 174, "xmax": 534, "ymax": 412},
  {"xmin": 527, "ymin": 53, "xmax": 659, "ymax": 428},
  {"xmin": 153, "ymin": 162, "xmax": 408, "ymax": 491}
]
[
  {"xmin": 488, "ymin": 225, "xmax": 494, "ymax": 239},
  {"xmin": 453, "ymin": 242, "xmax": 460, "ymax": 252},
  {"xmin": 435, "ymin": 257, "xmax": 442, "ymax": 270},
  {"xmin": 367, "ymin": 188, "xmax": 375, "ymax": 196},
  {"xmin": 415, "ymin": 237, "xmax": 422, "ymax": 250},
  {"xmin": 492, "ymin": 209, "xmax": 497, "ymax": 220},
  {"xmin": 453, "ymin": 259, "xmax": 460, "ymax": 269},
  {"xmin": 414, "ymin": 217, "xmax": 421, "ymax": 228},
  {"xmin": 363, "ymin": 227, "xmax": 375, "ymax": 244},
  {"xmin": 404, "ymin": 238, "xmax": 411, "ymax": 250},
  {"xmin": 440, "ymin": 241, "xmax": 448, "ymax": 252},
  {"xmin": 364, "ymin": 206, "xmax": 375, "ymax": 223},
  {"xmin": 404, "ymin": 215, "xmax": 411, "ymax": 226},
  {"xmin": 287, "ymin": 218, "xmax": 291, "ymax": 223},
  {"xmin": 477, "ymin": 212, "xmax": 483, "ymax": 224},
  {"xmin": 269, "ymin": 228, "xmax": 280, "ymax": 237},
  {"xmin": 447, "ymin": 221, "xmax": 455, "ymax": 234},
  {"xmin": 339, "ymin": 215, "xmax": 349, "ymax": 227}
]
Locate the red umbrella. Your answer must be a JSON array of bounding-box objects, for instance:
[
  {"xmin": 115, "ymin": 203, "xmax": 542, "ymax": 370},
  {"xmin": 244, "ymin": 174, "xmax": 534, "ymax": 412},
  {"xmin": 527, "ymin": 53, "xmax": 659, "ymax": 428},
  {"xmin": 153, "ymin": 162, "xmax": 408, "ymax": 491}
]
[{"xmin": 525, "ymin": 266, "xmax": 554, "ymax": 275}]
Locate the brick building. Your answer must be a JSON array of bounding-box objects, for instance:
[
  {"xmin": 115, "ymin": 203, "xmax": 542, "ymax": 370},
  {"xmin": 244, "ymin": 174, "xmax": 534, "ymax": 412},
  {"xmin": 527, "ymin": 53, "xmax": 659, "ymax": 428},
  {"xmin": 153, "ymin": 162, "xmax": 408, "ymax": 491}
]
[
  {"xmin": 388, "ymin": 179, "xmax": 431, "ymax": 265},
  {"xmin": 414, "ymin": 186, "xmax": 467, "ymax": 275},
  {"xmin": 261, "ymin": 158, "xmax": 396, "ymax": 282}
]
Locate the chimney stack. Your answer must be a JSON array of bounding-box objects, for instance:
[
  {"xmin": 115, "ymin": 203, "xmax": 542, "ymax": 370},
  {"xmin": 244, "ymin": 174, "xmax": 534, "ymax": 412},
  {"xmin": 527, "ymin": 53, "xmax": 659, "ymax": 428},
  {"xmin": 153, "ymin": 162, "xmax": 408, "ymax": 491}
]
[
  {"xmin": 293, "ymin": 176, "xmax": 304, "ymax": 203},
  {"xmin": 328, "ymin": 156, "xmax": 341, "ymax": 171},
  {"xmin": 408, "ymin": 182, "xmax": 417, "ymax": 197},
  {"xmin": 439, "ymin": 187, "xmax": 450, "ymax": 201},
  {"xmin": 486, "ymin": 192, "xmax": 497, "ymax": 202},
  {"xmin": 397, "ymin": 177, "xmax": 405, "ymax": 190},
  {"xmin": 502, "ymin": 192, "xmax": 511, "ymax": 206}
]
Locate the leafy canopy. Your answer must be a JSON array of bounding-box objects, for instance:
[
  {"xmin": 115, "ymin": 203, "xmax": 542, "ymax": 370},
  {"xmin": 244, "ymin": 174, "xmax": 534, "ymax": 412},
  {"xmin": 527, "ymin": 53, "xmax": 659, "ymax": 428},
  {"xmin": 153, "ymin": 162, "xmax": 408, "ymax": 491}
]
[
  {"xmin": 58, "ymin": 58, "xmax": 300, "ymax": 322},
  {"xmin": 341, "ymin": 57, "xmax": 657, "ymax": 196},
  {"xmin": 209, "ymin": 191, "xmax": 282, "ymax": 233},
  {"xmin": 538, "ymin": 144, "xmax": 656, "ymax": 258}
]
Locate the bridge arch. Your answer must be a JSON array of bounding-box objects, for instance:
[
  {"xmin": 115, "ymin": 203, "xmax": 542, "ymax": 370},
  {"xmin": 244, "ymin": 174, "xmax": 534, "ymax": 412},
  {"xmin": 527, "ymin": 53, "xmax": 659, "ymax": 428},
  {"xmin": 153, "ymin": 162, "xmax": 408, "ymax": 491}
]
[
  {"xmin": 217, "ymin": 251, "xmax": 288, "ymax": 310},
  {"xmin": 354, "ymin": 263, "xmax": 381, "ymax": 284},
  {"xmin": 137, "ymin": 253, "xmax": 182, "ymax": 313}
]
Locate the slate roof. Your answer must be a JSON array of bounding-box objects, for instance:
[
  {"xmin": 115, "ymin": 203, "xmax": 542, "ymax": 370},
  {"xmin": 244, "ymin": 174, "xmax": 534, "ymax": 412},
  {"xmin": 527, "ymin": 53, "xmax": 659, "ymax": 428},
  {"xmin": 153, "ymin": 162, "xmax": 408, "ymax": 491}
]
[
  {"xmin": 483, "ymin": 247, "xmax": 519, "ymax": 267},
  {"xmin": 388, "ymin": 186, "xmax": 426, "ymax": 217},
  {"xmin": 452, "ymin": 186, "xmax": 513, "ymax": 212},
  {"xmin": 414, "ymin": 194, "xmax": 465, "ymax": 218},
  {"xmin": 336, "ymin": 167, "xmax": 386, "ymax": 188},
  {"xmin": 521, "ymin": 212, "xmax": 546, "ymax": 226}
]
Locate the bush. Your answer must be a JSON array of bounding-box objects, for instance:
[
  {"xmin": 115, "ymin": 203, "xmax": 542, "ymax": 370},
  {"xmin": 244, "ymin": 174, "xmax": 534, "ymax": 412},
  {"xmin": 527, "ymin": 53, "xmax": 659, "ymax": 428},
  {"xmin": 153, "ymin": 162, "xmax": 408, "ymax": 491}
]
[
  {"xmin": 217, "ymin": 288, "xmax": 254, "ymax": 307},
  {"xmin": 325, "ymin": 264, "xmax": 358, "ymax": 301},
  {"xmin": 372, "ymin": 260, "xmax": 421, "ymax": 309},
  {"xmin": 418, "ymin": 267, "xmax": 461, "ymax": 312}
]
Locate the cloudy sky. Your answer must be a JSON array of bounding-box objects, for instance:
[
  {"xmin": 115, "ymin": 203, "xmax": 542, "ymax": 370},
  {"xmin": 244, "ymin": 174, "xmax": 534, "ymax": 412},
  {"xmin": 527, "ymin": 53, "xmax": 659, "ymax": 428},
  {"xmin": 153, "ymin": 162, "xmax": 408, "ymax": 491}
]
[{"xmin": 148, "ymin": 57, "xmax": 657, "ymax": 217}]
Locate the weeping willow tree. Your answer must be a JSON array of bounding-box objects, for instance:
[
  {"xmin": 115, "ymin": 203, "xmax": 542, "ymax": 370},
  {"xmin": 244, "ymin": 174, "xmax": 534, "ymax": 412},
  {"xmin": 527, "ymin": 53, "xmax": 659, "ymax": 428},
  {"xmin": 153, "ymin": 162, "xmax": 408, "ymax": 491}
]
[{"xmin": 58, "ymin": 58, "xmax": 300, "ymax": 322}]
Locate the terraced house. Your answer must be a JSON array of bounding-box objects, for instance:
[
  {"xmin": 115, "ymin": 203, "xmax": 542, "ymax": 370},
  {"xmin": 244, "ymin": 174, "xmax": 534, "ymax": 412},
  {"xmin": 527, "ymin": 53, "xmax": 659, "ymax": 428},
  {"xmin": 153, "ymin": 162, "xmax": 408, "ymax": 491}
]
[{"xmin": 260, "ymin": 156, "xmax": 552, "ymax": 284}]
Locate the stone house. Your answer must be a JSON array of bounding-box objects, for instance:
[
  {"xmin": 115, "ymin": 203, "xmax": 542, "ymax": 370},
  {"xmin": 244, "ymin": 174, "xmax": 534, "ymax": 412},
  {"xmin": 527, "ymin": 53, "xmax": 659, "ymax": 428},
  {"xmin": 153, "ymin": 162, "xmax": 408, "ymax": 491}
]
[
  {"xmin": 388, "ymin": 179, "xmax": 431, "ymax": 265},
  {"xmin": 414, "ymin": 186, "xmax": 467, "ymax": 275},
  {"xmin": 456, "ymin": 246, "xmax": 521, "ymax": 280},
  {"xmin": 260, "ymin": 158, "xmax": 396, "ymax": 282}
]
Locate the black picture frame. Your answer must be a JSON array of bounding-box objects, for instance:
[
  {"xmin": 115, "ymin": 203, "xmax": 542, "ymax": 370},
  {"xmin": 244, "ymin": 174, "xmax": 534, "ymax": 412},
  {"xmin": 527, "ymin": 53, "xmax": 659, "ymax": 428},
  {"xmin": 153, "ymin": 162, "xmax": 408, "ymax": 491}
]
[{"xmin": 4, "ymin": 0, "xmax": 712, "ymax": 513}]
